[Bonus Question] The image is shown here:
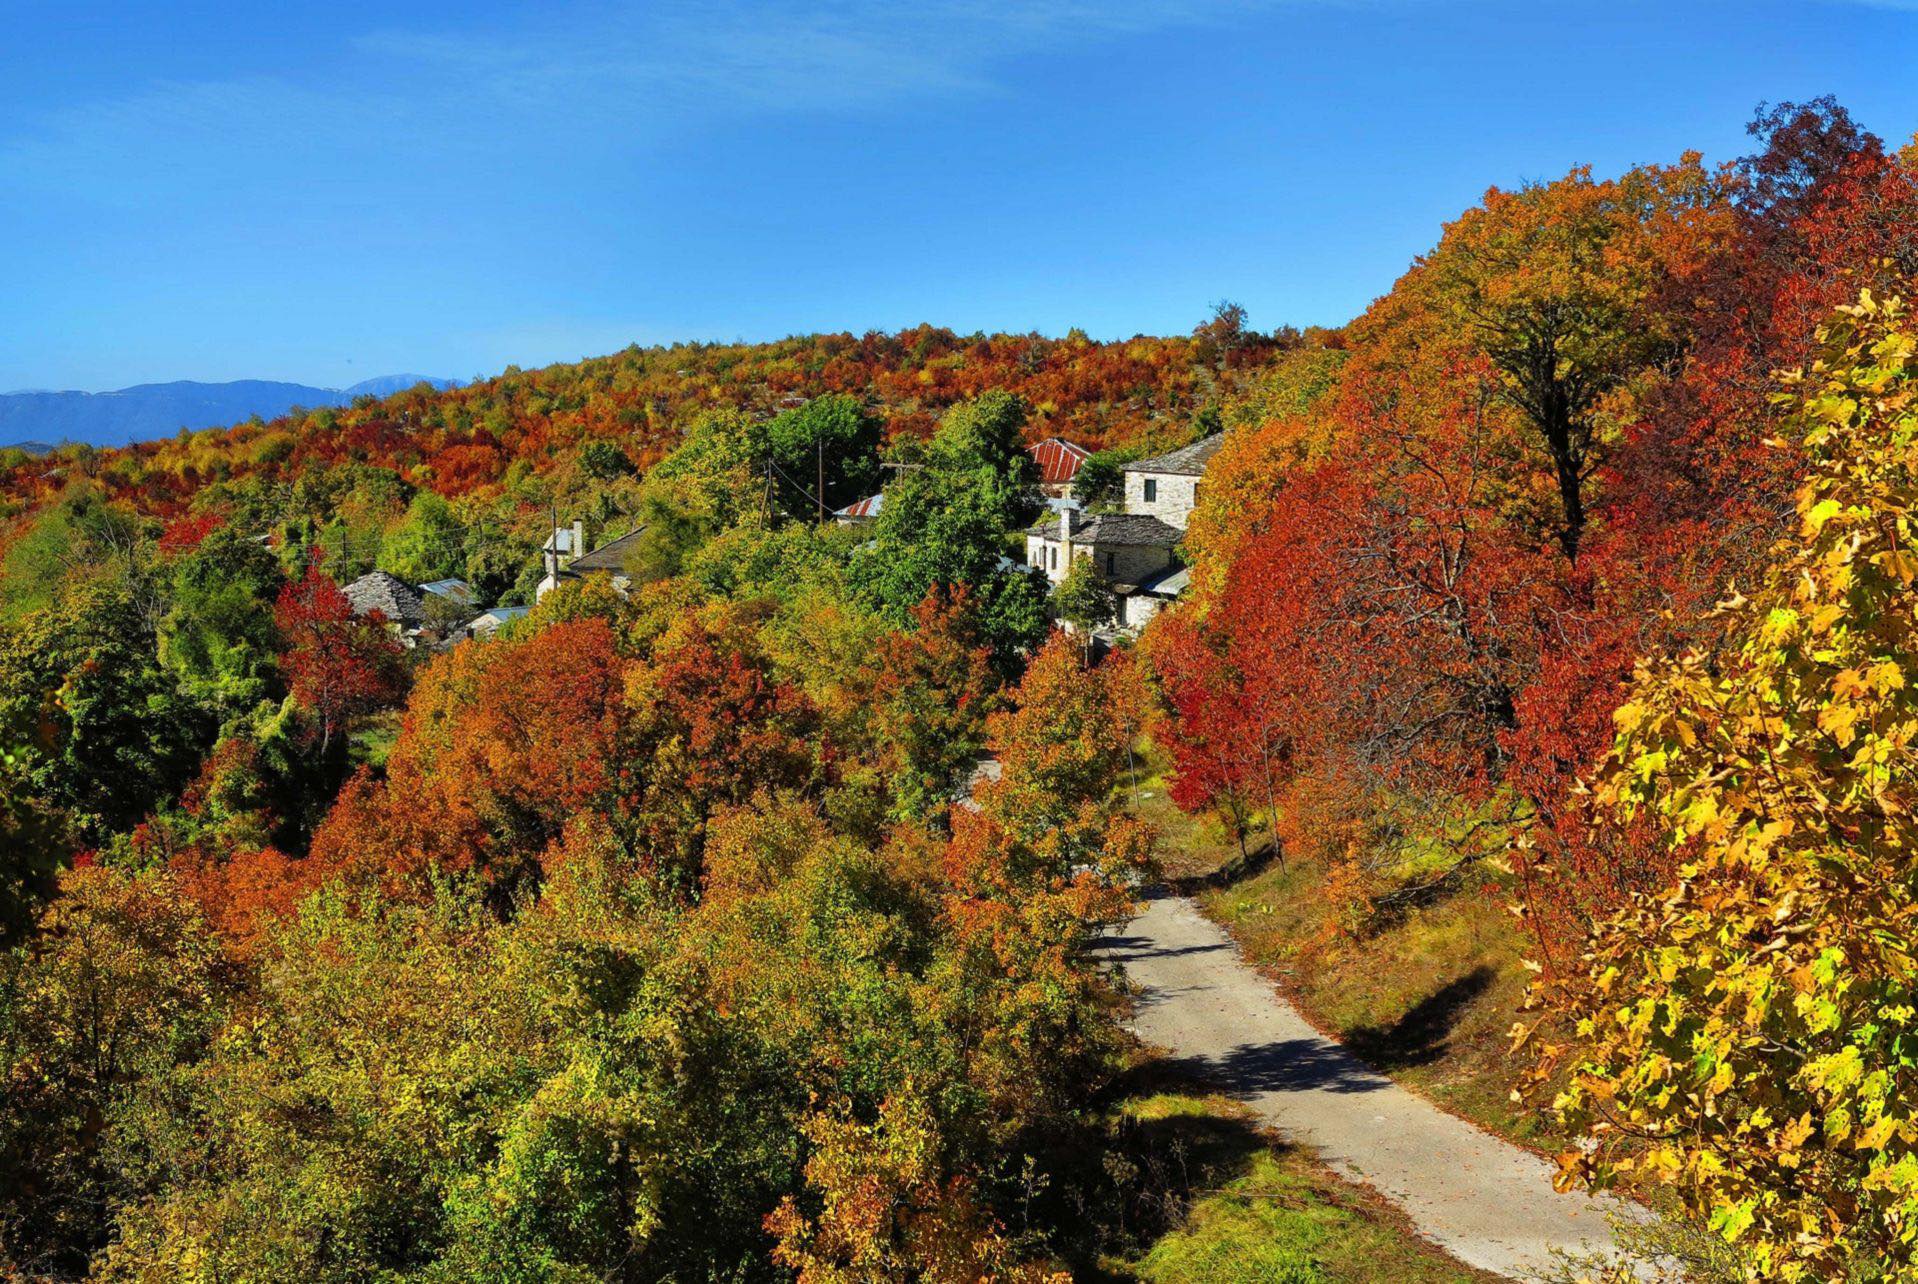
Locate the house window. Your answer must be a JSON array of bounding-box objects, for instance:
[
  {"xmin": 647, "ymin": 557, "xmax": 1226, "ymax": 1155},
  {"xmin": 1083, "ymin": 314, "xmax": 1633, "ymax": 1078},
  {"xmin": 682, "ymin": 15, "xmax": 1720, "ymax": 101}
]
[
  {"xmin": 1105, "ymin": 552, "xmax": 1116, "ymax": 575},
  {"xmin": 1143, "ymin": 478, "xmax": 1158, "ymax": 503},
  {"xmin": 1048, "ymin": 546, "xmax": 1057, "ymax": 570}
]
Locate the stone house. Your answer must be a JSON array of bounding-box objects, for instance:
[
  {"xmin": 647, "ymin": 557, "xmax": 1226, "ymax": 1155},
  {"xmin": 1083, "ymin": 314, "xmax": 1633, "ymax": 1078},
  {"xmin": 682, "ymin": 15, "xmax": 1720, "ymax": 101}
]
[
  {"xmin": 1025, "ymin": 511, "xmax": 1181, "ymax": 585},
  {"xmin": 1122, "ymin": 433, "xmax": 1224, "ymax": 530},
  {"xmin": 537, "ymin": 523, "xmax": 647, "ymax": 600},
  {"xmin": 343, "ymin": 569, "xmax": 451, "ymax": 646},
  {"xmin": 342, "ymin": 570, "xmax": 427, "ymax": 631},
  {"xmin": 1023, "ymin": 509, "xmax": 1186, "ymax": 633},
  {"xmin": 1119, "ymin": 564, "xmax": 1188, "ymax": 631},
  {"xmin": 1023, "ymin": 432, "xmax": 1223, "ymax": 634},
  {"xmin": 564, "ymin": 527, "xmax": 646, "ymax": 594}
]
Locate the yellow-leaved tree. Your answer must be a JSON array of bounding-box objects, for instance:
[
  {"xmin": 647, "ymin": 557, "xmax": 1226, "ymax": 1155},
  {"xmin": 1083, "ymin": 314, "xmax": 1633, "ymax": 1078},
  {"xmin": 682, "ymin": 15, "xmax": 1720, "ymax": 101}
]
[{"xmin": 1527, "ymin": 290, "xmax": 1918, "ymax": 1280}]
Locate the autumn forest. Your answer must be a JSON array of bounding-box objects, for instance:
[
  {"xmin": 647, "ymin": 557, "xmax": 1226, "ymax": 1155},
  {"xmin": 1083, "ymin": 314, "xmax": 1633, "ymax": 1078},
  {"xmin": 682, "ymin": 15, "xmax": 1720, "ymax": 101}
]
[{"xmin": 6, "ymin": 98, "xmax": 1918, "ymax": 1282}]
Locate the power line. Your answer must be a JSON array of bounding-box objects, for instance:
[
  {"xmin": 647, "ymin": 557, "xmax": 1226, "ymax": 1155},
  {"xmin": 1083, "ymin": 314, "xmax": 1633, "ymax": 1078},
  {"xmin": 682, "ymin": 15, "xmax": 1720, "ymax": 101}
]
[
  {"xmin": 759, "ymin": 459, "xmax": 827, "ymax": 527},
  {"xmin": 764, "ymin": 456, "xmax": 829, "ymax": 516}
]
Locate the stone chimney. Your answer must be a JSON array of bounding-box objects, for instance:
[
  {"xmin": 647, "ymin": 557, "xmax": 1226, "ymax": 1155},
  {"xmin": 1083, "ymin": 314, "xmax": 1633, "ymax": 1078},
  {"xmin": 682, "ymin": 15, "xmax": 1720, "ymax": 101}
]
[
  {"xmin": 1059, "ymin": 507, "xmax": 1073, "ymax": 578},
  {"xmin": 571, "ymin": 519, "xmax": 586, "ymax": 562}
]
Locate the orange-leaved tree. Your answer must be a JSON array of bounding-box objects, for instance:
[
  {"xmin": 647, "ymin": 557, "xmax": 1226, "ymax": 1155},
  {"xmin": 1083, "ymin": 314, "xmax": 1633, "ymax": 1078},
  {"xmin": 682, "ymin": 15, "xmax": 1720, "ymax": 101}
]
[
  {"xmin": 1399, "ymin": 155, "xmax": 1734, "ymax": 563},
  {"xmin": 307, "ymin": 615, "xmax": 630, "ymax": 896},
  {"xmin": 625, "ymin": 604, "xmax": 822, "ymax": 886}
]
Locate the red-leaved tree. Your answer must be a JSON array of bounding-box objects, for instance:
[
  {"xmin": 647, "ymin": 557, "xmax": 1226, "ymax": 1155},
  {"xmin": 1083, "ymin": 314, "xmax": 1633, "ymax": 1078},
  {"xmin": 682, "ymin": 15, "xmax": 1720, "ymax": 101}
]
[{"xmin": 274, "ymin": 561, "xmax": 405, "ymax": 755}]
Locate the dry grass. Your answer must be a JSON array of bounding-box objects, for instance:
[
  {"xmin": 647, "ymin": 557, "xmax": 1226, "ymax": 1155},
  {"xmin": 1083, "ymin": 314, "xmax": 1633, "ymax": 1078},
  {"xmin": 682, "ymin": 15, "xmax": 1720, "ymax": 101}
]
[
  {"xmin": 1126, "ymin": 740, "xmax": 1560, "ymax": 1148},
  {"xmin": 1049, "ymin": 1057, "xmax": 1500, "ymax": 1283},
  {"xmin": 1196, "ymin": 853, "xmax": 1555, "ymax": 1146}
]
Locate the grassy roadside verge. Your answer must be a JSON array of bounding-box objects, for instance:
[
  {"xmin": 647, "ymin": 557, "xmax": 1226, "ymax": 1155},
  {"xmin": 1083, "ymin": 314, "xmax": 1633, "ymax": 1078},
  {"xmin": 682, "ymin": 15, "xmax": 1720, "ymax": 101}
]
[
  {"xmin": 1120, "ymin": 751, "xmax": 1560, "ymax": 1151},
  {"xmin": 1193, "ymin": 852, "xmax": 1550, "ymax": 1147},
  {"xmin": 1055, "ymin": 1059, "xmax": 1502, "ymax": 1283}
]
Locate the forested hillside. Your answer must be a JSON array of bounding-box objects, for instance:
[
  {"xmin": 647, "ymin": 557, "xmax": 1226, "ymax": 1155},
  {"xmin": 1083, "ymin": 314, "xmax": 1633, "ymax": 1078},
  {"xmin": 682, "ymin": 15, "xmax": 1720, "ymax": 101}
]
[
  {"xmin": 0, "ymin": 295, "xmax": 1298, "ymax": 1278},
  {"xmin": 0, "ymin": 320, "xmax": 1303, "ymax": 592},
  {"xmin": 5, "ymin": 95, "xmax": 1918, "ymax": 1283}
]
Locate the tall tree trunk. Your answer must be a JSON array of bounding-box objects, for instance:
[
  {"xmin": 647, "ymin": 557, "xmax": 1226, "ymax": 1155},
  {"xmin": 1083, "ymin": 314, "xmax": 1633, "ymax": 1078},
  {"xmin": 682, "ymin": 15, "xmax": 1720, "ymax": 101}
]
[
  {"xmin": 1551, "ymin": 433, "xmax": 1585, "ymax": 563},
  {"xmin": 1533, "ymin": 352, "xmax": 1586, "ymax": 563}
]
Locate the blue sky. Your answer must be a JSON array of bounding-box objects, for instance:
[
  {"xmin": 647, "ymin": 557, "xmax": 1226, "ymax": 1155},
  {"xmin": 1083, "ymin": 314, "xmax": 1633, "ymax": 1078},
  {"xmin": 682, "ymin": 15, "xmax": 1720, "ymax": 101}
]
[{"xmin": 4, "ymin": 0, "xmax": 1916, "ymax": 392}]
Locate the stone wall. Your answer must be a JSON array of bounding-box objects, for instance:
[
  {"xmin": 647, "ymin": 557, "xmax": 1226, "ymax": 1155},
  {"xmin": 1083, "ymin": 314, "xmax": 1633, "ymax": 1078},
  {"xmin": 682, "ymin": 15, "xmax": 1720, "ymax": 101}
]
[
  {"xmin": 1026, "ymin": 532, "xmax": 1174, "ymax": 587},
  {"xmin": 1123, "ymin": 470, "xmax": 1202, "ymax": 529},
  {"xmin": 1087, "ymin": 540, "xmax": 1175, "ymax": 586},
  {"xmin": 1025, "ymin": 532, "xmax": 1065, "ymax": 582},
  {"xmin": 1121, "ymin": 592, "xmax": 1172, "ymax": 631}
]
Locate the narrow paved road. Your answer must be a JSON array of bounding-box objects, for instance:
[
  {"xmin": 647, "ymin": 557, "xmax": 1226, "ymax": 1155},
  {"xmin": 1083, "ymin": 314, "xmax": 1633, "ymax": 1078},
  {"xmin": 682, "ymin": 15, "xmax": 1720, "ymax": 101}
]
[{"xmin": 1097, "ymin": 891, "xmax": 1643, "ymax": 1280}]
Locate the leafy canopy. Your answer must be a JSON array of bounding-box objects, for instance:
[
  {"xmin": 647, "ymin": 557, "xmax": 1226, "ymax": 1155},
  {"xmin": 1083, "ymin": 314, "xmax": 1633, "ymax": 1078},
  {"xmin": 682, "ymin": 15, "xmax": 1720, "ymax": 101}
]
[{"xmin": 1531, "ymin": 291, "xmax": 1918, "ymax": 1279}]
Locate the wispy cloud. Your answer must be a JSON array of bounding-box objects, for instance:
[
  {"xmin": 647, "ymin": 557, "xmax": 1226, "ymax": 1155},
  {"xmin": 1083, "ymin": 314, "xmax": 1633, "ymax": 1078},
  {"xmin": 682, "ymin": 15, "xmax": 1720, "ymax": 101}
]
[
  {"xmin": 1, "ymin": 0, "xmax": 1305, "ymax": 204},
  {"xmin": 356, "ymin": 0, "xmax": 1293, "ymax": 115}
]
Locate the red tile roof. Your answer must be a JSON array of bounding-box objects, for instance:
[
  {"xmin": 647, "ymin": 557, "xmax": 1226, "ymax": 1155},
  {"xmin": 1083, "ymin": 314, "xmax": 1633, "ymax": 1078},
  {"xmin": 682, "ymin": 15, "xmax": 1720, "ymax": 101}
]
[{"xmin": 1027, "ymin": 437, "xmax": 1091, "ymax": 486}]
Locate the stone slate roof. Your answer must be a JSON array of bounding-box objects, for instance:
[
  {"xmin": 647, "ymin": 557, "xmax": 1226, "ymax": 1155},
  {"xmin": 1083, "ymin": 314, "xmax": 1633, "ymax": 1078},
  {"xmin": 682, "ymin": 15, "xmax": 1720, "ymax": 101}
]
[
  {"xmin": 343, "ymin": 571, "xmax": 426, "ymax": 626},
  {"xmin": 569, "ymin": 527, "xmax": 646, "ymax": 574},
  {"xmin": 1124, "ymin": 432, "xmax": 1225, "ymax": 477},
  {"xmin": 1132, "ymin": 564, "xmax": 1190, "ymax": 598},
  {"xmin": 1026, "ymin": 512, "xmax": 1183, "ymax": 547}
]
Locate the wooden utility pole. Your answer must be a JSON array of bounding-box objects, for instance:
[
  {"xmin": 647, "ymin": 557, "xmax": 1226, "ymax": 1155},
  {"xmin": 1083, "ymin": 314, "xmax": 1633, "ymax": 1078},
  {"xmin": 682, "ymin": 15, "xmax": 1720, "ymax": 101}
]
[{"xmin": 816, "ymin": 434, "xmax": 826, "ymax": 524}]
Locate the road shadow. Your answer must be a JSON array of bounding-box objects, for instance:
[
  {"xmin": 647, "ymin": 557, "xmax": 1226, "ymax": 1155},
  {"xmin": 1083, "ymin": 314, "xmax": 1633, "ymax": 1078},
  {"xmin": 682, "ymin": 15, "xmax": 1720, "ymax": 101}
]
[
  {"xmin": 1161, "ymin": 1037, "xmax": 1388, "ymax": 1097},
  {"xmin": 1095, "ymin": 932, "xmax": 1232, "ymax": 964},
  {"xmin": 1342, "ymin": 966, "xmax": 1497, "ymax": 1070},
  {"xmin": 1166, "ymin": 835, "xmax": 1284, "ymax": 895}
]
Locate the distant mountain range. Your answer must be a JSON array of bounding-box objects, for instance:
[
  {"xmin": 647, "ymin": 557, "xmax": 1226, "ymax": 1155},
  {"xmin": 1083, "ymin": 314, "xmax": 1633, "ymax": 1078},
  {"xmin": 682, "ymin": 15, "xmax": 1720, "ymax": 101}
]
[{"xmin": 0, "ymin": 375, "xmax": 460, "ymax": 450}]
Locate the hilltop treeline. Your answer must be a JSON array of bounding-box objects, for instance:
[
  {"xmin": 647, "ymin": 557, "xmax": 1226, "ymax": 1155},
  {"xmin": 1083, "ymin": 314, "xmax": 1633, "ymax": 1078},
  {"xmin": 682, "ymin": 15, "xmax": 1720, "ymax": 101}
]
[{"xmin": 0, "ymin": 317, "xmax": 1316, "ymax": 592}]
